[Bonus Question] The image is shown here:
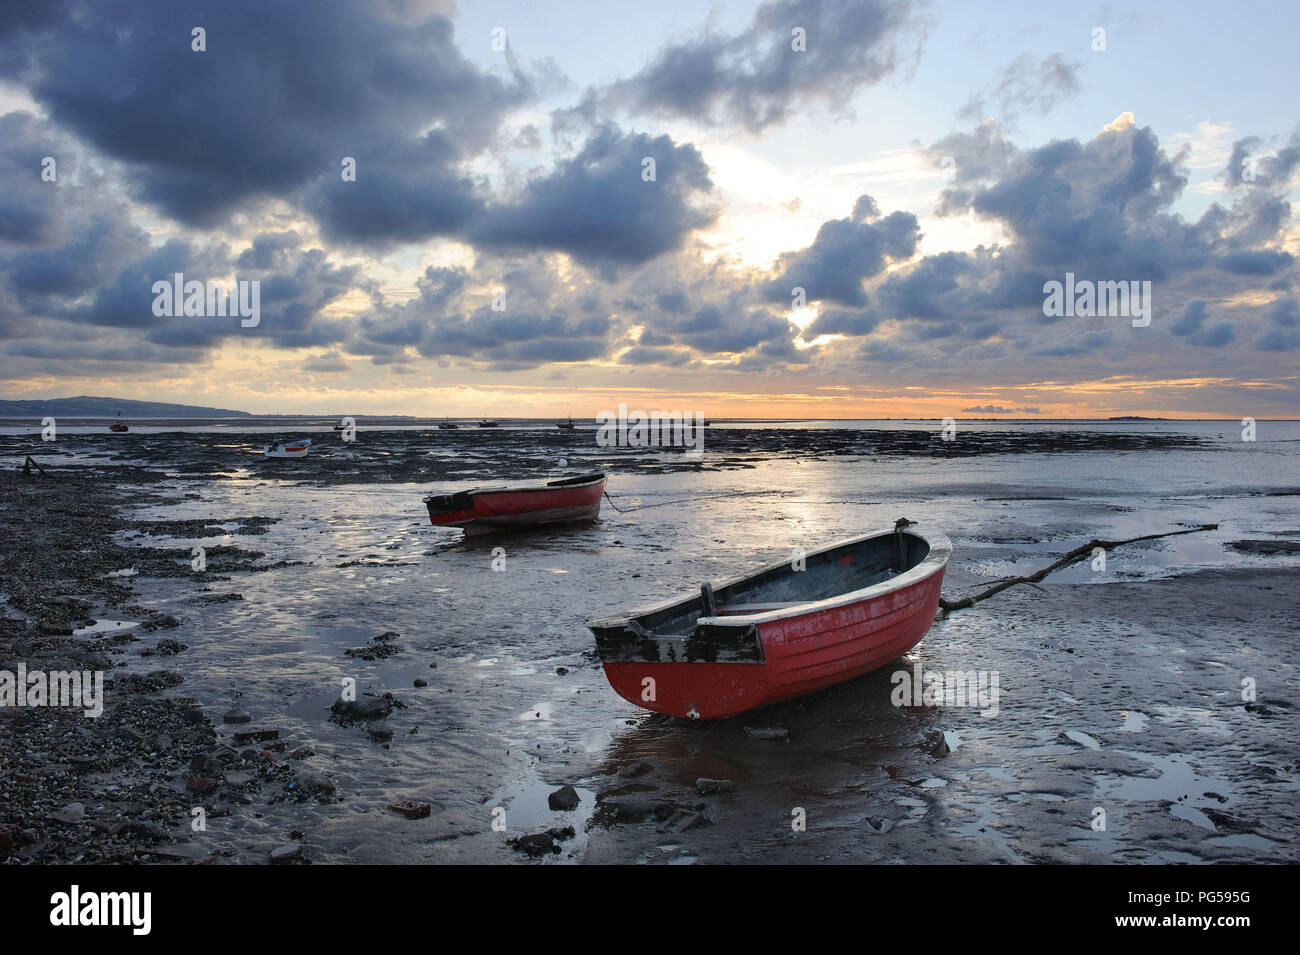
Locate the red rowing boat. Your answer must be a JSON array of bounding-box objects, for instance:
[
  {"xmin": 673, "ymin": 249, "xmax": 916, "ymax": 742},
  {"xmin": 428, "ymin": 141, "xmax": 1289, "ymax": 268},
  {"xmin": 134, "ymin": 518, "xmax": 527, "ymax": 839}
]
[
  {"xmin": 588, "ymin": 520, "xmax": 950, "ymax": 719},
  {"xmin": 423, "ymin": 472, "xmax": 606, "ymax": 535}
]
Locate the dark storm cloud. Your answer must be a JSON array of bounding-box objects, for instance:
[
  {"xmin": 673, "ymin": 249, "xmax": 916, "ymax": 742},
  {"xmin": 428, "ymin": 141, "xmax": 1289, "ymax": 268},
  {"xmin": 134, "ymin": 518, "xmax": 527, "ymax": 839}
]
[
  {"xmin": 784, "ymin": 116, "xmax": 1300, "ymax": 381},
  {"xmin": 25, "ymin": 232, "xmax": 362, "ymax": 356},
  {"xmin": 301, "ymin": 352, "xmax": 350, "ymax": 373},
  {"xmin": 0, "ymin": 110, "xmax": 153, "ymax": 318},
  {"xmin": 0, "ymin": 112, "xmax": 67, "ymax": 245},
  {"xmin": 806, "ymin": 307, "xmax": 881, "ymax": 337},
  {"xmin": 1217, "ymin": 249, "xmax": 1294, "ymax": 275},
  {"xmin": 0, "ymin": 0, "xmax": 527, "ymax": 230},
  {"xmin": 1168, "ymin": 299, "xmax": 1234, "ymax": 347},
  {"xmin": 417, "ymin": 310, "xmax": 610, "ymax": 359},
  {"xmin": 951, "ymin": 125, "xmax": 1195, "ymax": 275},
  {"xmin": 342, "ymin": 255, "xmax": 628, "ymax": 371},
  {"xmin": 1254, "ymin": 296, "xmax": 1300, "ymax": 351},
  {"xmin": 470, "ymin": 127, "xmax": 716, "ymax": 267},
  {"xmin": 770, "ymin": 195, "xmax": 919, "ymax": 307},
  {"xmin": 62, "ymin": 239, "xmax": 222, "ymax": 333},
  {"xmin": 595, "ymin": 0, "xmax": 923, "ymax": 132},
  {"xmin": 617, "ymin": 346, "xmax": 693, "ymax": 367},
  {"xmin": 1031, "ymin": 330, "xmax": 1113, "ymax": 357},
  {"xmin": 1221, "ymin": 130, "xmax": 1300, "ymax": 192},
  {"xmin": 0, "ymin": 0, "xmax": 68, "ymax": 39},
  {"xmin": 2, "ymin": 5, "xmax": 719, "ymax": 260},
  {"xmin": 304, "ymin": 132, "xmax": 487, "ymax": 245},
  {"xmin": 669, "ymin": 308, "xmax": 792, "ymax": 355}
]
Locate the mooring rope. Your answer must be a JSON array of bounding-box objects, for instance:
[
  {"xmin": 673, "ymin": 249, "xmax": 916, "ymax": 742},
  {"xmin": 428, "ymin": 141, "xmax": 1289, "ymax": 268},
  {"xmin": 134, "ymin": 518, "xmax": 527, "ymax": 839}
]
[
  {"xmin": 602, "ymin": 488, "xmax": 794, "ymax": 513},
  {"xmin": 938, "ymin": 523, "xmax": 1220, "ymax": 613},
  {"xmin": 602, "ymin": 492, "xmax": 1222, "ymax": 617}
]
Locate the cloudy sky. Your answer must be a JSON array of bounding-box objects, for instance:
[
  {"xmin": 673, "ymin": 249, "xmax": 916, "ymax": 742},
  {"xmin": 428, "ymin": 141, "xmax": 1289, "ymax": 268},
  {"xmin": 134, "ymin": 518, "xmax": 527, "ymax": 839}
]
[{"xmin": 1, "ymin": 0, "xmax": 1297, "ymax": 417}]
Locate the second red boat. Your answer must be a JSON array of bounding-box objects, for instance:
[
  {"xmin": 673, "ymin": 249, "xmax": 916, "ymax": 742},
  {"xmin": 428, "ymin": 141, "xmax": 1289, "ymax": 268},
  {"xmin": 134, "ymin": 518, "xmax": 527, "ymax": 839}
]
[{"xmin": 423, "ymin": 471, "xmax": 606, "ymax": 535}]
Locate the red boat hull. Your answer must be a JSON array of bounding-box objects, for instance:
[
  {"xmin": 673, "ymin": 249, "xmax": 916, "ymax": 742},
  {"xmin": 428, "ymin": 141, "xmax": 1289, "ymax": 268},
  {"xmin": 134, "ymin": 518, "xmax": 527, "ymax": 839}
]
[
  {"xmin": 425, "ymin": 474, "xmax": 605, "ymax": 535},
  {"xmin": 601, "ymin": 569, "xmax": 944, "ymax": 718},
  {"xmin": 591, "ymin": 523, "xmax": 950, "ymax": 719}
]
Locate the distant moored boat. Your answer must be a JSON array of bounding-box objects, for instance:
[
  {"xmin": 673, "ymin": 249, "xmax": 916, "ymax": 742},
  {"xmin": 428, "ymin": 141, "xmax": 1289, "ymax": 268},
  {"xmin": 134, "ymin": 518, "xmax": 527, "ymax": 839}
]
[
  {"xmin": 424, "ymin": 472, "xmax": 605, "ymax": 535},
  {"xmin": 263, "ymin": 438, "xmax": 311, "ymax": 459},
  {"xmin": 477, "ymin": 419, "xmax": 499, "ymax": 428},
  {"xmin": 109, "ymin": 411, "xmax": 129, "ymax": 433},
  {"xmin": 557, "ymin": 416, "xmax": 576, "ymax": 430}
]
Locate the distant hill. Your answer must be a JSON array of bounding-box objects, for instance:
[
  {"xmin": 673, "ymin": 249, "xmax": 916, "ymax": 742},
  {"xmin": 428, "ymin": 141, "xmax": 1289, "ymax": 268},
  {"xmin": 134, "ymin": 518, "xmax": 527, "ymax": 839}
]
[{"xmin": 0, "ymin": 396, "xmax": 251, "ymax": 417}]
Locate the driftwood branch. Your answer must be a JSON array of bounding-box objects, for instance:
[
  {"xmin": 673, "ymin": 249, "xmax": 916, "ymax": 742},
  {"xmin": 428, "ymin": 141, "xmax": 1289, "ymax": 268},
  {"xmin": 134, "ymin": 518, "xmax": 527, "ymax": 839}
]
[{"xmin": 938, "ymin": 523, "xmax": 1219, "ymax": 613}]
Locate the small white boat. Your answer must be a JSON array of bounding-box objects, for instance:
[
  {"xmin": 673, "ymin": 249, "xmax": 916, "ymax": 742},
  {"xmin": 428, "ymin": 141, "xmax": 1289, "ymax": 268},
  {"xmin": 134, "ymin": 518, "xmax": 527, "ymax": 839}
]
[{"xmin": 263, "ymin": 438, "xmax": 311, "ymax": 459}]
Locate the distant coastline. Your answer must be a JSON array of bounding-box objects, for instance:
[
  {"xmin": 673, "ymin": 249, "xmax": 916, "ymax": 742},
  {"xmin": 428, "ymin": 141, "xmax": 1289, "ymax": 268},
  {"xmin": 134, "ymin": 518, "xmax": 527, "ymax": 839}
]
[{"xmin": 0, "ymin": 396, "xmax": 251, "ymax": 417}]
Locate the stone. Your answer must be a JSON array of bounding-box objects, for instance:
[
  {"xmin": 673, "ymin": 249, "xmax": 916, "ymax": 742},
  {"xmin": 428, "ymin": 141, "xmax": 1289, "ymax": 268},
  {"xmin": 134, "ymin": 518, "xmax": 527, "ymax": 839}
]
[
  {"xmin": 49, "ymin": 803, "xmax": 85, "ymax": 825},
  {"xmin": 187, "ymin": 777, "xmax": 217, "ymax": 794},
  {"xmin": 548, "ymin": 785, "xmax": 581, "ymax": 811},
  {"xmin": 508, "ymin": 832, "xmax": 560, "ymax": 857},
  {"xmin": 330, "ymin": 696, "xmax": 394, "ymax": 724},
  {"xmin": 696, "ymin": 778, "xmax": 736, "ymax": 794},
  {"xmin": 190, "ymin": 754, "xmax": 221, "ymax": 775},
  {"xmin": 291, "ymin": 773, "xmax": 335, "ymax": 800},
  {"xmin": 389, "ymin": 800, "xmax": 431, "ymax": 819},
  {"xmin": 233, "ymin": 729, "xmax": 278, "ymax": 744},
  {"xmin": 269, "ymin": 843, "xmax": 302, "ymax": 865}
]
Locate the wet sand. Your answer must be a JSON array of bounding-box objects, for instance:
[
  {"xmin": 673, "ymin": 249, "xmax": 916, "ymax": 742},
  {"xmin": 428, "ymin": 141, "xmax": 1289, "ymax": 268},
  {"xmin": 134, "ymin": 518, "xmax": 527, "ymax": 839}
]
[{"xmin": 1, "ymin": 423, "xmax": 1297, "ymax": 864}]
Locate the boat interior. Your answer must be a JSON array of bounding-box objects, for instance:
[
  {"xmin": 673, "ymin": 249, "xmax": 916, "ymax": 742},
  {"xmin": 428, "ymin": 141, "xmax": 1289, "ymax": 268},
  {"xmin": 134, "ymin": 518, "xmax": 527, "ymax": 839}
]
[
  {"xmin": 545, "ymin": 472, "xmax": 605, "ymax": 488},
  {"xmin": 634, "ymin": 530, "xmax": 932, "ymax": 636}
]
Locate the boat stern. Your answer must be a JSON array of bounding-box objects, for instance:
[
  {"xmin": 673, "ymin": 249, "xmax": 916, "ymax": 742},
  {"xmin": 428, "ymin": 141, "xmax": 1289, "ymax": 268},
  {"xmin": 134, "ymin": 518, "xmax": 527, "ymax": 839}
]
[{"xmin": 588, "ymin": 617, "xmax": 769, "ymax": 719}]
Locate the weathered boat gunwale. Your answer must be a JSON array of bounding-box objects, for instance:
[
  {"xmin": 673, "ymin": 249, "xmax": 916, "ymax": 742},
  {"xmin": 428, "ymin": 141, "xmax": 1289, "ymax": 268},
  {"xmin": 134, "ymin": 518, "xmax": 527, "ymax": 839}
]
[
  {"xmin": 422, "ymin": 471, "xmax": 605, "ymax": 511},
  {"xmin": 587, "ymin": 524, "xmax": 951, "ymax": 634}
]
